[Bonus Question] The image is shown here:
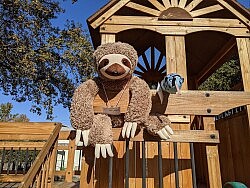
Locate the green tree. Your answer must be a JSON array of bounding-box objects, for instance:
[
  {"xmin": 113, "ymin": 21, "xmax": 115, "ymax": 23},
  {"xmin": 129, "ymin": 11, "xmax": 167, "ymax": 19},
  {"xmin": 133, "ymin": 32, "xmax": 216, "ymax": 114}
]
[
  {"xmin": 199, "ymin": 58, "xmax": 242, "ymax": 91},
  {"xmin": 0, "ymin": 1, "xmax": 95, "ymax": 119},
  {"xmin": 0, "ymin": 102, "xmax": 29, "ymax": 122}
]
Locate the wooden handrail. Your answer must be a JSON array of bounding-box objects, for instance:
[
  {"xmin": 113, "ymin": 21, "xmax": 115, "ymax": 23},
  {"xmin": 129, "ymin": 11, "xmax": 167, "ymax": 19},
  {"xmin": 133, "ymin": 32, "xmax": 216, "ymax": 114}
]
[
  {"xmin": 59, "ymin": 128, "xmax": 219, "ymax": 143},
  {"xmin": 18, "ymin": 123, "xmax": 62, "ymax": 188}
]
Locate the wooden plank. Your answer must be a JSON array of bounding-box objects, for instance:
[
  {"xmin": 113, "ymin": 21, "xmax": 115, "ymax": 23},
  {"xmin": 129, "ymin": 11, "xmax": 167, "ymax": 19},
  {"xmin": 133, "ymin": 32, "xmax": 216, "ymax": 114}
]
[
  {"xmin": 101, "ymin": 24, "xmax": 250, "ymax": 37},
  {"xmin": 196, "ymin": 37, "xmax": 236, "ymax": 85},
  {"xmin": 217, "ymin": 0, "xmax": 250, "ymax": 28},
  {"xmin": 190, "ymin": 4, "xmax": 224, "ymax": 17},
  {"xmin": 105, "ymin": 16, "xmax": 246, "ymax": 28},
  {"xmin": 179, "ymin": 123, "xmax": 192, "ymax": 188},
  {"xmin": 203, "ymin": 117, "xmax": 222, "ymax": 188},
  {"xmin": 101, "ymin": 34, "xmax": 116, "ymax": 44},
  {"xmin": 0, "ymin": 175, "xmax": 24, "ymax": 182},
  {"xmin": 110, "ymin": 128, "xmax": 219, "ymax": 143},
  {"xmin": 179, "ymin": 0, "xmax": 188, "ymax": 8},
  {"xmin": 162, "ymin": 0, "xmax": 171, "ymax": 8},
  {"xmin": 171, "ymin": 0, "xmax": 178, "ymax": 7},
  {"xmin": 165, "ymin": 35, "xmax": 177, "ymax": 73},
  {"xmin": 19, "ymin": 123, "xmax": 62, "ymax": 188},
  {"xmin": 125, "ymin": 2, "xmax": 161, "ymax": 17},
  {"xmin": 206, "ymin": 145, "xmax": 222, "ymax": 188},
  {"xmin": 237, "ymin": 38, "xmax": 250, "ymax": 91},
  {"xmin": 135, "ymin": 142, "xmax": 142, "ymax": 188},
  {"xmin": 0, "ymin": 141, "xmax": 45, "ymax": 148},
  {"xmin": 112, "ymin": 141, "xmax": 125, "ymax": 188},
  {"xmin": 65, "ymin": 137, "xmax": 76, "ymax": 183},
  {"xmin": 148, "ymin": 0, "xmax": 166, "ymax": 11},
  {"xmin": 185, "ymin": 0, "xmax": 203, "ymax": 12},
  {"xmin": 94, "ymin": 90, "xmax": 250, "ymax": 115},
  {"xmin": 80, "ymin": 147, "xmax": 94, "ymax": 188},
  {"xmin": 146, "ymin": 142, "xmax": 158, "ymax": 187},
  {"xmin": 48, "ymin": 140, "xmax": 58, "ymax": 188},
  {"xmin": 90, "ymin": 0, "xmax": 130, "ymax": 29},
  {"xmin": 168, "ymin": 115, "xmax": 191, "ymax": 123},
  {"xmin": 237, "ymin": 38, "xmax": 250, "ymax": 138},
  {"xmin": 0, "ymin": 134, "xmax": 50, "ymax": 141},
  {"xmin": 0, "ymin": 124, "xmax": 55, "ymax": 135},
  {"xmin": 129, "ymin": 141, "xmax": 136, "ymax": 188}
]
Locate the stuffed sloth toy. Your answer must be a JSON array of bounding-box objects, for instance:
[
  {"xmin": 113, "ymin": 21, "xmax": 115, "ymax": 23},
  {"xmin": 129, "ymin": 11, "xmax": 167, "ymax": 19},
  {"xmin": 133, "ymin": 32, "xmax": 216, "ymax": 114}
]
[{"xmin": 70, "ymin": 42, "xmax": 173, "ymax": 158}]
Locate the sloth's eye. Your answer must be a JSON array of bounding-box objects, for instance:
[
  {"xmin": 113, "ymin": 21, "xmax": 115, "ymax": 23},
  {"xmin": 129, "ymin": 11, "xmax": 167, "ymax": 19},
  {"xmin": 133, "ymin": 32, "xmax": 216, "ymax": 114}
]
[
  {"xmin": 121, "ymin": 58, "xmax": 131, "ymax": 68},
  {"xmin": 99, "ymin": 59, "xmax": 109, "ymax": 69}
]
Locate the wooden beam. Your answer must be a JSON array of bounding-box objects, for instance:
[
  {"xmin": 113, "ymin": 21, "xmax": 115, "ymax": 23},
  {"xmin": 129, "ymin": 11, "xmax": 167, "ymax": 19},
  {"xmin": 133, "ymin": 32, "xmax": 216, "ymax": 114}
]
[
  {"xmin": 237, "ymin": 38, "xmax": 250, "ymax": 91},
  {"xmin": 179, "ymin": 0, "xmax": 188, "ymax": 8},
  {"xmin": 185, "ymin": 0, "xmax": 203, "ymax": 12},
  {"xmin": 203, "ymin": 117, "xmax": 222, "ymax": 188},
  {"xmin": 0, "ymin": 141, "xmax": 45, "ymax": 148},
  {"xmin": 237, "ymin": 37, "xmax": 250, "ymax": 136},
  {"xmin": 190, "ymin": 4, "xmax": 224, "ymax": 17},
  {"xmin": 171, "ymin": 0, "xmax": 178, "ymax": 7},
  {"xmin": 0, "ymin": 175, "xmax": 24, "ymax": 183},
  {"xmin": 216, "ymin": 0, "xmax": 250, "ymax": 28},
  {"xmin": 105, "ymin": 16, "xmax": 246, "ymax": 28},
  {"xmin": 0, "ymin": 134, "xmax": 49, "ymax": 140},
  {"xmin": 196, "ymin": 37, "xmax": 236, "ymax": 85},
  {"xmin": 90, "ymin": 0, "xmax": 130, "ymax": 29},
  {"xmin": 148, "ymin": 0, "xmax": 166, "ymax": 11},
  {"xmin": 101, "ymin": 23, "xmax": 250, "ymax": 37},
  {"xmin": 93, "ymin": 90, "xmax": 250, "ymax": 116},
  {"xmin": 0, "ymin": 123, "xmax": 55, "ymax": 135},
  {"xmin": 101, "ymin": 34, "xmax": 115, "ymax": 44},
  {"xmin": 125, "ymin": 2, "xmax": 161, "ymax": 17},
  {"xmin": 111, "ymin": 128, "xmax": 220, "ymax": 143},
  {"xmin": 165, "ymin": 36, "xmax": 188, "ymax": 89},
  {"xmin": 65, "ymin": 137, "xmax": 76, "ymax": 183},
  {"xmin": 162, "ymin": 0, "xmax": 171, "ymax": 9}
]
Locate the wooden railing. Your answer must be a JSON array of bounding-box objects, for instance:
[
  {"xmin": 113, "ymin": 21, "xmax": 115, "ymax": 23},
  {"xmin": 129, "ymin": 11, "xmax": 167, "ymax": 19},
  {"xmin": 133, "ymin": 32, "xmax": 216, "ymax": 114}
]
[
  {"xmin": 55, "ymin": 126, "xmax": 220, "ymax": 188},
  {"xmin": 0, "ymin": 122, "xmax": 62, "ymax": 188}
]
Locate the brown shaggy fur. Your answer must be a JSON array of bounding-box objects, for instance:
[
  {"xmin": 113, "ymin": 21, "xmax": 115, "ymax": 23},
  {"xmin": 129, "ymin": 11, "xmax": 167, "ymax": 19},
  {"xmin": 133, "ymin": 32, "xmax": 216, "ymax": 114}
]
[{"xmin": 70, "ymin": 42, "xmax": 171, "ymax": 145}]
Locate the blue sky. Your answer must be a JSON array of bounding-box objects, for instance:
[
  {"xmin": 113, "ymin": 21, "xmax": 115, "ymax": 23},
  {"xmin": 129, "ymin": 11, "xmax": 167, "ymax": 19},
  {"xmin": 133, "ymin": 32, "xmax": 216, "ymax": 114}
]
[{"xmin": 1, "ymin": 0, "xmax": 249, "ymax": 127}]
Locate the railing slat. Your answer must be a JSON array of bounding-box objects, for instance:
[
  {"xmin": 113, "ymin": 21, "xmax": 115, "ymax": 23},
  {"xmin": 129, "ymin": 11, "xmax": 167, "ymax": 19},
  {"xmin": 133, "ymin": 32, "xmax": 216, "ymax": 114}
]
[
  {"xmin": 174, "ymin": 142, "xmax": 179, "ymax": 188},
  {"xmin": 7, "ymin": 147, "xmax": 13, "ymax": 175},
  {"xmin": 142, "ymin": 141, "xmax": 146, "ymax": 188},
  {"xmin": 0, "ymin": 147, "xmax": 6, "ymax": 174},
  {"xmin": 125, "ymin": 140, "xmax": 130, "ymax": 188},
  {"xmin": 190, "ymin": 143, "xmax": 197, "ymax": 188},
  {"xmin": 158, "ymin": 142, "xmax": 163, "ymax": 188},
  {"xmin": 108, "ymin": 145, "xmax": 113, "ymax": 188}
]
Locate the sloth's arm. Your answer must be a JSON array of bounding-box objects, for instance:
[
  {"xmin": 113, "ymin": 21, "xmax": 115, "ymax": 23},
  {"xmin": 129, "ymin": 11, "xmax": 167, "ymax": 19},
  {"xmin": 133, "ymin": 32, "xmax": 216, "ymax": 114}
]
[
  {"xmin": 70, "ymin": 79, "xmax": 99, "ymax": 130},
  {"xmin": 124, "ymin": 77, "xmax": 152, "ymax": 124}
]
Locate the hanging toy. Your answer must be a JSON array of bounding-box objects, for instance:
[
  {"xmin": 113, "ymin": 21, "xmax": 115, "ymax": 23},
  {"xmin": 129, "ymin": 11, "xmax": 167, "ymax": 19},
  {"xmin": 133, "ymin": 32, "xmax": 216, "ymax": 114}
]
[{"xmin": 157, "ymin": 73, "xmax": 184, "ymax": 104}]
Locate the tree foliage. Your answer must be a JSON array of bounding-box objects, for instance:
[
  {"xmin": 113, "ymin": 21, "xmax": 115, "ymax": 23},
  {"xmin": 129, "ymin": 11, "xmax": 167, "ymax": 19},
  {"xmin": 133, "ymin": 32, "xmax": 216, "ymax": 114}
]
[
  {"xmin": 0, "ymin": 102, "xmax": 29, "ymax": 122},
  {"xmin": 0, "ymin": 0, "xmax": 95, "ymax": 119},
  {"xmin": 199, "ymin": 58, "xmax": 242, "ymax": 91}
]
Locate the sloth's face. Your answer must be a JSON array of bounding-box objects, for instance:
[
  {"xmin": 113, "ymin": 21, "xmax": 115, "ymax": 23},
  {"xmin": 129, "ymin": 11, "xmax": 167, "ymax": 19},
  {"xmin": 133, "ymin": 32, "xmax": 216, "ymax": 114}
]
[{"xmin": 98, "ymin": 54, "xmax": 132, "ymax": 80}]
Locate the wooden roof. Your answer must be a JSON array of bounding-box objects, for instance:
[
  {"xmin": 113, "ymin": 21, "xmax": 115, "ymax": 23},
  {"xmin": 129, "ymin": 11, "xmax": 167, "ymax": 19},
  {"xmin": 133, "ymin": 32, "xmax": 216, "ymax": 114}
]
[{"xmin": 87, "ymin": 0, "xmax": 250, "ymax": 86}]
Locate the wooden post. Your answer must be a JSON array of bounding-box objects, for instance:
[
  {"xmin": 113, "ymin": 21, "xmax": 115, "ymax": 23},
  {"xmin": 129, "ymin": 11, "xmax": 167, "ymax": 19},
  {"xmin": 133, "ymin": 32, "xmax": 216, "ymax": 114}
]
[
  {"xmin": 236, "ymin": 37, "xmax": 250, "ymax": 135},
  {"xmin": 165, "ymin": 35, "xmax": 188, "ymax": 89},
  {"xmin": 48, "ymin": 140, "xmax": 58, "ymax": 188},
  {"xmin": 101, "ymin": 34, "xmax": 116, "ymax": 44},
  {"xmin": 165, "ymin": 35, "xmax": 192, "ymax": 187},
  {"xmin": 65, "ymin": 135, "xmax": 76, "ymax": 182},
  {"xmin": 203, "ymin": 117, "xmax": 222, "ymax": 188}
]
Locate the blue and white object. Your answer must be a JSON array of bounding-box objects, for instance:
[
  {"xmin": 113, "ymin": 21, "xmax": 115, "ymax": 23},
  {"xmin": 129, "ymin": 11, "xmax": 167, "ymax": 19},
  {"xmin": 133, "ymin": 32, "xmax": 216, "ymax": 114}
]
[{"xmin": 157, "ymin": 73, "xmax": 184, "ymax": 103}]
